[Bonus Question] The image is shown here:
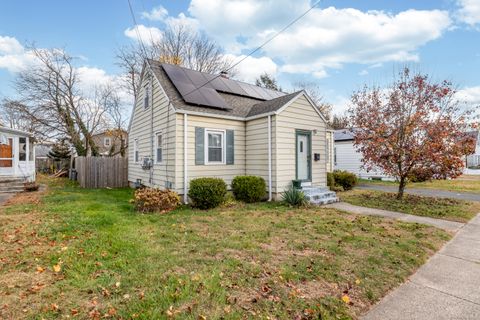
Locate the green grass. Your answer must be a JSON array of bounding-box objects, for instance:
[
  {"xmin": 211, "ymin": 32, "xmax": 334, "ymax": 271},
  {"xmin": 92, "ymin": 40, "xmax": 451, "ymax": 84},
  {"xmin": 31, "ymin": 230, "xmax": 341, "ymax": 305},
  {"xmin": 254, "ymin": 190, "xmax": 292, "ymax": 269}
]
[
  {"xmin": 0, "ymin": 177, "xmax": 451, "ymax": 319},
  {"xmin": 359, "ymin": 175, "xmax": 480, "ymax": 194},
  {"xmin": 340, "ymin": 189, "xmax": 480, "ymax": 222}
]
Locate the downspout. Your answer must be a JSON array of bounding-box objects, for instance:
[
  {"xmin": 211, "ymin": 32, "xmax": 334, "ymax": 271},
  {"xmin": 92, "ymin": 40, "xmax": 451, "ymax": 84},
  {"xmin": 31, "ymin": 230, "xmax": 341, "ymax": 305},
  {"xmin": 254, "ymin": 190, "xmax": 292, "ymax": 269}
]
[
  {"xmin": 183, "ymin": 114, "xmax": 188, "ymax": 204},
  {"xmin": 268, "ymin": 115, "xmax": 272, "ymax": 201}
]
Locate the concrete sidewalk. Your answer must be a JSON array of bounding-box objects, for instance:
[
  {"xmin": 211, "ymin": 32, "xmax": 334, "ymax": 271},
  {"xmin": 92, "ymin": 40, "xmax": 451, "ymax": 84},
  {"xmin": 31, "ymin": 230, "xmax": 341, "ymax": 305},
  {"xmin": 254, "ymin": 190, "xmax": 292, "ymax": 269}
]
[
  {"xmin": 362, "ymin": 214, "xmax": 480, "ymax": 320},
  {"xmin": 0, "ymin": 193, "xmax": 13, "ymax": 206},
  {"xmin": 358, "ymin": 184, "xmax": 480, "ymax": 202},
  {"xmin": 326, "ymin": 202, "xmax": 465, "ymax": 232}
]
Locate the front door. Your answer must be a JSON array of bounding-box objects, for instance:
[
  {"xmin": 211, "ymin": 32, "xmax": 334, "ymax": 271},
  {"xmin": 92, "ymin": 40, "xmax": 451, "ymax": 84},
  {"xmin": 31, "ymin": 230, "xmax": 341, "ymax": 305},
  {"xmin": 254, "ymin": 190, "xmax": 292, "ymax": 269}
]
[
  {"xmin": 296, "ymin": 131, "xmax": 311, "ymax": 181},
  {"xmin": 0, "ymin": 138, "xmax": 13, "ymax": 175}
]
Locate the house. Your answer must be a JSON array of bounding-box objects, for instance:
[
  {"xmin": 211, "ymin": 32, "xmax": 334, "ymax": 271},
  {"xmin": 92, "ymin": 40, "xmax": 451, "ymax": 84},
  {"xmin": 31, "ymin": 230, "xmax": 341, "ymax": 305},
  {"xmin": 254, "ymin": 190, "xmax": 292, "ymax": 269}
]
[
  {"xmin": 128, "ymin": 60, "xmax": 336, "ymax": 203},
  {"xmin": 91, "ymin": 129, "xmax": 127, "ymax": 157},
  {"xmin": 0, "ymin": 126, "xmax": 36, "ymax": 183},
  {"xmin": 465, "ymin": 130, "xmax": 480, "ymax": 168},
  {"xmin": 334, "ymin": 128, "xmax": 393, "ymax": 180}
]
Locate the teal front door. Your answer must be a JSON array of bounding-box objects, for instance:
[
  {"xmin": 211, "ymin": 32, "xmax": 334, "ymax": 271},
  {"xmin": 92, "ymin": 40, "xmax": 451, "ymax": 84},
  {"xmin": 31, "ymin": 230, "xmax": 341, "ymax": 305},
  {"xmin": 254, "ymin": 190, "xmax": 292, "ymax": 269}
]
[{"xmin": 296, "ymin": 130, "xmax": 311, "ymax": 181}]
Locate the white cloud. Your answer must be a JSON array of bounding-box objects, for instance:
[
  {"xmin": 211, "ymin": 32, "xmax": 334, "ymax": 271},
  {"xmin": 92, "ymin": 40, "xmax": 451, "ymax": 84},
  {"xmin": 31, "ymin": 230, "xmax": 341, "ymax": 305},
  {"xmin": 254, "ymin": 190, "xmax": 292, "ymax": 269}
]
[
  {"xmin": 457, "ymin": 0, "xmax": 480, "ymax": 26},
  {"xmin": 141, "ymin": 5, "xmax": 169, "ymax": 21},
  {"xmin": 124, "ymin": 25, "xmax": 163, "ymax": 46},
  {"xmin": 186, "ymin": 1, "xmax": 451, "ymax": 77},
  {"xmin": 224, "ymin": 54, "xmax": 278, "ymax": 83},
  {"xmin": 456, "ymin": 86, "xmax": 480, "ymax": 105},
  {"xmin": 0, "ymin": 36, "xmax": 37, "ymax": 73},
  {"xmin": 358, "ymin": 70, "xmax": 369, "ymax": 76}
]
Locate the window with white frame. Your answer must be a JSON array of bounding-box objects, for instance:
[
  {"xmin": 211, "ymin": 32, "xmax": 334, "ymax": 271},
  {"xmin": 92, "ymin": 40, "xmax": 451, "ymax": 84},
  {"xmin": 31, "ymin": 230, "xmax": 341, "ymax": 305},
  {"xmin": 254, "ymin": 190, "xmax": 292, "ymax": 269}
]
[
  {"xmin": 104, "ymin": 137, "xmax": 111, "ymax": 147},
  {"xmin": 155, "ymin": 132, "xmax": 163, "ymax": 163},
  {"xmin": 334, "ymin": 147, "xmax": 337, "ymax": 165},
  {"xmin": 144, "ymin": 82, "xmax": 150, "ymax": 109},
  {"xmin": 205, "ymin": 129, "xmax": 225, "ymax": 164},
  {"xmin": 134, "ymin": 139, "xmax": 139, "ymax": 163}
]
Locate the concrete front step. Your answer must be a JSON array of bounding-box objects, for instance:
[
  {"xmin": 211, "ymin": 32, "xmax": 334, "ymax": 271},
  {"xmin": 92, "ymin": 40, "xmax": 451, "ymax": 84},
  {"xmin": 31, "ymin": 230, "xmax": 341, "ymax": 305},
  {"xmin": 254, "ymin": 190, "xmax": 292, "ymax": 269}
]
[{"xmin": 301, "ymin": 186, "xmax": 338, "ymax": 205}]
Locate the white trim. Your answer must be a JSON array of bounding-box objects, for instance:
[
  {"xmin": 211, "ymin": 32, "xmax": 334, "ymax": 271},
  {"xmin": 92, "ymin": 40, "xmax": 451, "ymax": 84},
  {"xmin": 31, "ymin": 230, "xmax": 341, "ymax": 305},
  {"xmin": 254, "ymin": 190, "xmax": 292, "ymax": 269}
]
[
  {"xmin": 204, "ymin": 128, "xmax": 226, "ymax": 165},
  {"xmin": 176, "ymin": 109, "xmax": 245, "ymax": 121},
  {"xmin": 154, "ymin": 131, "xmax": 164, "ymax": 164},
  {"xmin": 133, "ymin": 139, "xmax": 139, "ymax": 163},
  {"xmin": 0, "ymin": 126, "xmax": 32, "ymax": 137},
  {"xmin": 183, "ymin": 114, "xmax": 188, "ymax": 203},
  {"xmin": 267, "ymin": 115, "xmax": 272, "ymax": 201}
]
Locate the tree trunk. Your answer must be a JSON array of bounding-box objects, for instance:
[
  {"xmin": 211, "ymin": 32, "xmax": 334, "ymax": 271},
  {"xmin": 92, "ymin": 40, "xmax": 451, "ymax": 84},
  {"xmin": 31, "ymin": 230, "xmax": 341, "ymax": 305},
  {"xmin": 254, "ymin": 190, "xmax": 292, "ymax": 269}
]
[{"xmin": 397, "ymin": 177, "xmax": 407, "ymax": 200}]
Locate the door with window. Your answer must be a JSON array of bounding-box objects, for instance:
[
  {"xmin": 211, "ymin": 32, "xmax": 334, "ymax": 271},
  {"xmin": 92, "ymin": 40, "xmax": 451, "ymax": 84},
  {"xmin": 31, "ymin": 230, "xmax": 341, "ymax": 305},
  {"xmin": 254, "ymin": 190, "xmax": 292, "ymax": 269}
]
[
  {"xmin": 0, "ymin": 137, "xmax": 13, "ymax": 175},
  {"xmin": 296, "ymin": 131, "xmax": 311, "ymax": 181}
]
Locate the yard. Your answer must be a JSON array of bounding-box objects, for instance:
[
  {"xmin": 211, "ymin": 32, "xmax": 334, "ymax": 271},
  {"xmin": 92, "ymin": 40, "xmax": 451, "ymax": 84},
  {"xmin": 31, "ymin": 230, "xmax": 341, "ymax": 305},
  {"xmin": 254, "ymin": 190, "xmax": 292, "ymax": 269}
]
[
  {"xmin": 0, "ymin": 177, "xmax": 450, "ymax": 319},
  {"xmin": 359, "ymin": 174, "xmax": 480, "ymax": 194},
  {"xmin": 340, "ymin": 189, "xmax": 480, "ymax": 223}
]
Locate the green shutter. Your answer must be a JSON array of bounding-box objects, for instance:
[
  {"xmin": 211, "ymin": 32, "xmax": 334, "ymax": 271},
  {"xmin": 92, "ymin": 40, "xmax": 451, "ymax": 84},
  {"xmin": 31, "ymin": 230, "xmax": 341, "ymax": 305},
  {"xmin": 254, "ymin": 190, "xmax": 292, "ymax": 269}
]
[
  {"xmin": 226, "ymin": 129, "xmax": 234, "ymax": 165},
  {"xmin": 195, "ymin": 127, "xmax": 204, "ymax": 165}
]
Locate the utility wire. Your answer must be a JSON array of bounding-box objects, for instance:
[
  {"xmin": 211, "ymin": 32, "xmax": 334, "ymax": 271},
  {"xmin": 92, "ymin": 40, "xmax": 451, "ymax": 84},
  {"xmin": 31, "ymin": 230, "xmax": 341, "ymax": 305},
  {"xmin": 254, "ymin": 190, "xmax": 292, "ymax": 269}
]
[
  {"xmin": 178, "ymin": 0, "xmax": 322, "ymax": 98},
  {"xmin": 127, "ymin": 0, "xmax": 149, "ymax": 59}
]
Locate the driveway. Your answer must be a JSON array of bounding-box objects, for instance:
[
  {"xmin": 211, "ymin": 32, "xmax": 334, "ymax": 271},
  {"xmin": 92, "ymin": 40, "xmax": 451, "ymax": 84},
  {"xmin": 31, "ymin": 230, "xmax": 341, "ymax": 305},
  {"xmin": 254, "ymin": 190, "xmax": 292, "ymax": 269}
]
[
  {"xmin": 358, "ymin": 184, "xmax": 480, "ymax": 202},
  {"xmin": 363, "ymin": 213, "xmax": 480, "ymax": 319}
]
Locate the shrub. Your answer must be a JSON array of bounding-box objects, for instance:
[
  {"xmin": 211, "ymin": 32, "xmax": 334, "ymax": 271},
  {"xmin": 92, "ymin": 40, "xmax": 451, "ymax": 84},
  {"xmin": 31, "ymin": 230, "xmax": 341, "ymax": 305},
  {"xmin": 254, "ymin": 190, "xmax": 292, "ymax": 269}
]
[
  {"xmin": 188, "ymin": 177, "xmax": 227, "ymax": 209},
  {"xmin": 327, "ymin": 172, "xmax": 335, "ymax": 189},
  {"xmin": 131, "ymin": 187, "xmax": 180, "ymax": 213},
  {"xmin": 24, "ymin": 182, "xmax": 40, "ymax": 192},
  {"xmin": 333, "ymin": 170, "xmax": 358, "ymax": 191},
  {"xmin": 282, "ymin": 185, "xmax": 308, "ymax": 207},
  {"xmin": 231, "ymin": 176, "xmax": 266, "ymax": 203},
  {"xmin": 408, "ymin": 168, "xmax": 434, "ymax": 183}
]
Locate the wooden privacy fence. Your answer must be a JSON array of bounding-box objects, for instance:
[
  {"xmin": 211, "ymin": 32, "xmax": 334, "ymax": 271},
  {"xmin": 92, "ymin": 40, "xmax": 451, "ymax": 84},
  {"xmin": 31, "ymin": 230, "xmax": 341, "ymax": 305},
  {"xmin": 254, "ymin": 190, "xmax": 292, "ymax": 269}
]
[{"xmin": 75, "ymin": 156, "xmax": 128, "ymax": 188}]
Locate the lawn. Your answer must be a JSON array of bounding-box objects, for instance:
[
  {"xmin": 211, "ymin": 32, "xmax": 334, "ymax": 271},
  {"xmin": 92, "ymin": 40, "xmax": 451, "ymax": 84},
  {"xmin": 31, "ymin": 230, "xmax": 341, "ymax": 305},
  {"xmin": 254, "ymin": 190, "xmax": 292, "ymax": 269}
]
[
  {"xmin": 340, "ymin": 189, "xmax": 480, "ymax": 222},
  {"xmin": 359, "ymin": 174, "xmax": 480, "ymax": 194},
  {"xmin": 0, "ymin": 177, "xmax": 450, "ymax": 319}
]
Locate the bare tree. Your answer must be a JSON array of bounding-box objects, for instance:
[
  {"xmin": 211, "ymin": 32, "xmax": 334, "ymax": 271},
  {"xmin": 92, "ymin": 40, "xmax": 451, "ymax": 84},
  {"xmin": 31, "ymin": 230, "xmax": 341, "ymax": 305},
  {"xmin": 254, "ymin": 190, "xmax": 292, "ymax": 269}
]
[
  {"xmin": 293, "ymin": 81, "xmax": 332, "ymax": 121},
  {"xmin": 0, "ymin": 99, "xmax": 37, "ymax": 132},
  {"xmin": 116, "ymin": 23, "xmax": 233, "ymax": 100},
  {"xmin": 7, "ymin": 46, "xmax": 112, "ymax": 156}
]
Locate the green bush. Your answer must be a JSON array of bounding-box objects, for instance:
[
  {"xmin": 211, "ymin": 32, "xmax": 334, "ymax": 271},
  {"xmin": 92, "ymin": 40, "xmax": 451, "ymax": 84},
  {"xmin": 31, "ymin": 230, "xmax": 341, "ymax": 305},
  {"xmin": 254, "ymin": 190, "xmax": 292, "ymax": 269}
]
[
  {"xmin": 282, "ymin": 185, "xmax": 308, "ymax": 207},
  {"xmin": 188, "ymin": 177, "xmax": 227, "ymax": 209},
  {"xmin": 231, "ymin": 176, "xmax": 266, "ymax": 203},
  {"xmin": 333, "ymin": 170, "xmax": 358, "ymax": 191},
  {"xmin": 327, "ymin": 172, "xmax": 335, "ymax": 189}
]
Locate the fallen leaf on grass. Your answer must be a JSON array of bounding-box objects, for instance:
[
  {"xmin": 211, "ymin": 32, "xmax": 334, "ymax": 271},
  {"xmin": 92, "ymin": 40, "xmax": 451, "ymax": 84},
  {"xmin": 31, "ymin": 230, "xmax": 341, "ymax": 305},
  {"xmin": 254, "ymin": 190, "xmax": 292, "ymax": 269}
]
[
  {"xmin": 36, "ymin": 266, "xmax": 45, "ymax": 273},
  {"xmin": 53, "ymin": 264, "xmax": 61, "ymax": 273},
  {"xmin": 341, "ymin": 295, "xmax": 350, "ymax": 304}
]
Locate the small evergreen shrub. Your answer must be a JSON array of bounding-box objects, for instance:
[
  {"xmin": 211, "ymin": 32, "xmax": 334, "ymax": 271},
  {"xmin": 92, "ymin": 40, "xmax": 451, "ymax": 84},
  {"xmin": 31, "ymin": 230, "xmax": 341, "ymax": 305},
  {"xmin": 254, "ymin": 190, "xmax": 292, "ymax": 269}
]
[
  {"xmin": 282, "ymin": 185, "xmax": 308, "ymax": 207},
  {"xmin": 188, "ymin": 177, "xmax": 227, "ymax": 209},
  {"xmin": 131, "ymin": 187, "xmax": 180, "ymax": 213},
  {"xmin": 327, "ymin": 172, "xmax": 335, "ymax": 189},
  {"xmin": 231, "ymin": 176, "xmax": 266, "ymax": 203},
  {"xmin": 333, "ymin": 170, "xmax": 358, "ymax": 191}
]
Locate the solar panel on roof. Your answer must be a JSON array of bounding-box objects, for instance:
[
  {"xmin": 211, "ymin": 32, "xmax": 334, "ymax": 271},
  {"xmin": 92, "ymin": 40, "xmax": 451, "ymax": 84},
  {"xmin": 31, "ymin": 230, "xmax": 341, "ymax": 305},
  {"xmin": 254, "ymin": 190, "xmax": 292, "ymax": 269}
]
[{"xmin": 237, "ymin": 82, "xmax": 263, "ymax": 100}]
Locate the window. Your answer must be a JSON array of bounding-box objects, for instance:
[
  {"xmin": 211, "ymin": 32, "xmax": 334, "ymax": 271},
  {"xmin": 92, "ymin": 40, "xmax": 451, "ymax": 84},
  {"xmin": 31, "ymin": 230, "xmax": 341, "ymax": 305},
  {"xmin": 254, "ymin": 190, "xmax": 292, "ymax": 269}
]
[
  {"xmin": 334, "ymin": 147, "xmax": 337, "ymax": 165},
  {"xmin": 134, "ymin": 139, "xmax": 139, "ymax": 163},
  {"xmin": 104, "ymin": 137, "xmax": 111, "ymax": 147},
  {"xmin": 325, "ymin": 138, "xmax": 330, "ymax": 162},
  {"xmin": 205, "ymin": 129, "xmax": 225, "ymax": 164},
  {"xmin": 144, "ymin": 82, "xmax": 150, "ymax": 109},
  {"xmin": 19, "ymin": 137, "xmax": 26, "ymax": 161},
  {"xmin": 155, "ymin": 132, "xmax": 163, "ymax": 163}
]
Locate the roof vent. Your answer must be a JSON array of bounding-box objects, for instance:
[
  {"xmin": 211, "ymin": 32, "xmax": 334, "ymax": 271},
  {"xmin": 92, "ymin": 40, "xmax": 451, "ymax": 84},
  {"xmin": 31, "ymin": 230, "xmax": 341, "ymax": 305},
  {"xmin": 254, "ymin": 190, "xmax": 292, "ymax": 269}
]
[{"xmin": 220, "ymin": 71, "xmax": 229, "ymax": 79}]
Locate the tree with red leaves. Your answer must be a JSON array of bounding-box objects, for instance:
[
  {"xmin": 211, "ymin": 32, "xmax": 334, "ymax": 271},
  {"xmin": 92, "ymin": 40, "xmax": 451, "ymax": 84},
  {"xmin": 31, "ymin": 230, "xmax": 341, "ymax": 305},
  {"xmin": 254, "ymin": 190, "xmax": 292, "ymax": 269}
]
[{"xmin": 349, "ymin": 68, "xmax": 476, "ymax": 199}]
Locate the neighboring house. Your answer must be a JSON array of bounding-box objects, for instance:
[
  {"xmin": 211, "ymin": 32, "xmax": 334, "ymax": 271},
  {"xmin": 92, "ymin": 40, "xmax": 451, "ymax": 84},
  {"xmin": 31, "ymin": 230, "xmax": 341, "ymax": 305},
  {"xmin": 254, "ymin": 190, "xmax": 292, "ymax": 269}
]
[
  {"xmin": 0, "ymin": 126, "xmax": 35, "ymax": 181},
  {"xmin": 465, "ymin": 130, "xmax": 480, "ymax": 168},
  {"xmin": 91, "ymin": 129, "xmax": 128, "ymax": 157},
  {"xmin": 35, "ymin": 142, "xmax": 54, "ymax": 160},
  {"xmin": 128, "ymin": 60, "xmax": 336, "ymax": 203},
  {"xmin": 334, "ymin": 128, "xmax": 393, "ymax": 180}
]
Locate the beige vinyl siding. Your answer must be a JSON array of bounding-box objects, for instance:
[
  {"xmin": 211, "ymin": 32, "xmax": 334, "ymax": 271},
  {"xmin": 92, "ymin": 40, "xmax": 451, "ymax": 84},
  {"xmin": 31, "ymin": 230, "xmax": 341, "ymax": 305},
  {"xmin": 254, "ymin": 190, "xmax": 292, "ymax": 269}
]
[
  {"xmin": 326, "ymin": 131, "xmax": 334, "ymax": 172},
  {"xmin": 175, "ymin": 114, "xmax": 246, "ymax": 194},
  {"xmin": 245, "ymin": 117, "xmax": 269, "ymax": 183},
  {"xmin": 274, "ymin": 95, "xmax": 327, "ymax": 195},
  {"xmin": 128, "ymin": 72, "xmax": 177, "ymax": 188}
]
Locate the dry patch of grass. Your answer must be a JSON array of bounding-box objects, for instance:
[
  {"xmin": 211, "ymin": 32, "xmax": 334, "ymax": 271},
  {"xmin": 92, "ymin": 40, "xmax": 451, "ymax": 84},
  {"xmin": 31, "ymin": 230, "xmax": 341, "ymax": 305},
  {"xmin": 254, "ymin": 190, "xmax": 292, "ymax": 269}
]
[
  {"xmin": 0, "ymin": 177, "xmax": 451, "ymax": 319},
  {"xmin": 340, "ymin": 189, "xmax": 480, "ymax": 222}
]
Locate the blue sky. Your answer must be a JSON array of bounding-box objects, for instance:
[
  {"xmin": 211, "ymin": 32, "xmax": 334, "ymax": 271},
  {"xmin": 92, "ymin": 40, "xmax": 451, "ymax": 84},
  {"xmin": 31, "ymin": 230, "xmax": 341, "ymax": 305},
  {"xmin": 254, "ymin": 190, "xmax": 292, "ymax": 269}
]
[{"xmin": 1, "ymin": 0, "xmax": 479, "ymax": 114}]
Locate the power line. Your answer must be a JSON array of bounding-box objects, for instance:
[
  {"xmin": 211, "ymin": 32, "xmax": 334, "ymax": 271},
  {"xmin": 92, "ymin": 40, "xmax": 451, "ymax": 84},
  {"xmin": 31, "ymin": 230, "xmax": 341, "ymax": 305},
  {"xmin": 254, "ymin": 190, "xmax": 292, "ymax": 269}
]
[
  {"xmin": 179, "ymin": 0, "xmax": 322, "ymax": 99},
  {"xmin": 126, "ymin": 0, "xmax": 149, "ymax": 59}
]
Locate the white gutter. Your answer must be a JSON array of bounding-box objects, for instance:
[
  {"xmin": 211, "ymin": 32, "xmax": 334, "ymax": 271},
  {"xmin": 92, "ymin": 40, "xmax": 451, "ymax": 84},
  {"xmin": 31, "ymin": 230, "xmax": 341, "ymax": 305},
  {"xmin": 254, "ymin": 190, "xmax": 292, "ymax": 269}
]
[
  {"xmin": 183, "ymin": 113, "xmax": 188, "ymax": 204},
  {"xmin": 268, "ymin": 115, "xmax": 272, "ymax": 201}
]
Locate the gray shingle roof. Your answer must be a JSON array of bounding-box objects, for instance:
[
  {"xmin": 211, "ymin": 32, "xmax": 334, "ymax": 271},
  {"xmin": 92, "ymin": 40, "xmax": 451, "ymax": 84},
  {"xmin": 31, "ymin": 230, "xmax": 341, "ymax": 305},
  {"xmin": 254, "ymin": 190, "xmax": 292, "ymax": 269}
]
[
  {"xmin": 148, "ymin": 60, "xmax": 298, "ymax": 119},
  {"xmin": 334, "ymin": 128, "xmax": 357, "ymax": 141}
]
